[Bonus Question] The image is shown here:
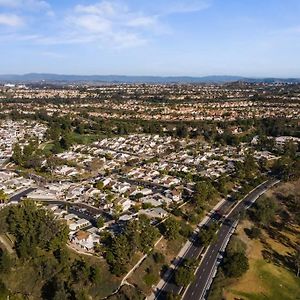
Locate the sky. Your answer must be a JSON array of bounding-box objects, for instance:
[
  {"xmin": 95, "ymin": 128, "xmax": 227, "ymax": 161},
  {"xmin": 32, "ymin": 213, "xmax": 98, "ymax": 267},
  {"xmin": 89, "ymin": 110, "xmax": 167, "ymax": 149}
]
[{"xmin": 0, "ymin": 0, "xmax": 300, "ymax": 77}]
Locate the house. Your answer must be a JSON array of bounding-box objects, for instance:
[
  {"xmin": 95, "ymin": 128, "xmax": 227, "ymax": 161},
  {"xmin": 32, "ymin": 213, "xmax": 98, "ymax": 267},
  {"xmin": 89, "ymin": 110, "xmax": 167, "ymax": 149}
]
[
  {"xmin": 48, "ymin": 204, "xmax": 59, "ymax": 211},
  {"xmin": 112, "ymin": 182, "xmax": 131, "ymax": 194},
  {"xmin": 119, "ymin": 214, "xmax": 135, "ymax": 222},
  {"xmin": 141, "ymin": 196, "xmax": 162, "ymax": 207},
  {"xmin": 69, "ymin": 218, "xmax": 91, "ymax": 231},
  {"xmin": 117, "ymin": 198, "xmax": 133, "ymax": 212},
  {"xmin": 53, "ymin": 208, "xmax": 67, "ymax": 218},
  {"xmin": 71, "ymin": 230, "xmax": 100, "ymax": 251},
  {"xmin": 26, "ymin": 188, "xmax": 57, "ymax": 201},
  {"xmin": 139, "ymin": 207, "xmax": 168, "ymax": 219},
  {"xmin": 165, "ymin": 188, "xmax": 182, "ymax": 202}
]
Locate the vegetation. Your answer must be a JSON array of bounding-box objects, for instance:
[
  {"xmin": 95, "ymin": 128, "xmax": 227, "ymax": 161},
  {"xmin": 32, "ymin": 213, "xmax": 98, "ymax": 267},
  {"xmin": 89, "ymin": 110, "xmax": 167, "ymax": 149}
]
[
  {"xmin": 0, "ymin": 202, "xmax": 120, "ymax": 299},
  {"xmin": 208, "ymin": 179, "xmax": 300, "ymax": 300},
  {"xmin": 250, "ymin": 196, "xmax": 277, "ymax": 226},
  {"xmin": 174, "ymin": 259, "xmax": 197, "ymax": 287},
  {"xmin": 0, "ymin": 190, "xmax": 8, "ymax": 204},
  {"xmin": 104, "ymin": 215, "xmax": 160, "ymax": 276},
  {"xmin": 198, "ymin": 222, "xmax": 219, "ymax": 247}
]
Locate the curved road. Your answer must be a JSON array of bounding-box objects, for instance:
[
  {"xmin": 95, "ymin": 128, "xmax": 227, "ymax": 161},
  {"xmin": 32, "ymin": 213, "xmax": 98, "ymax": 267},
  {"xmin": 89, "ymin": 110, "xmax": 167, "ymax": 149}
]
[
  {"xmin": 182, "ymin": 178, "xmax": 279, "ymax": 300},
  {"xmin": 154, "ymin": 178, "xmax": 279, "ymax": 300}
]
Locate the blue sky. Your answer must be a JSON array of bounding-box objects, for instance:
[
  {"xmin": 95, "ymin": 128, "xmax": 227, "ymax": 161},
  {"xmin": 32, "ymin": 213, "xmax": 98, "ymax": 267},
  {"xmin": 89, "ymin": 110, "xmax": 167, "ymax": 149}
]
[{"xmin": 0, "ymin": 0, "xmax": 300, "ymax": 77}]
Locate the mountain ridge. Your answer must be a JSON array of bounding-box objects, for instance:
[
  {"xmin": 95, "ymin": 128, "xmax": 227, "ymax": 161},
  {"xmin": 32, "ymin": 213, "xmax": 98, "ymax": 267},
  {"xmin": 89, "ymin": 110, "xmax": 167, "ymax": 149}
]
[{"xmin": 0, "ymin": 73, "xmax": 299, "ymax": 84}]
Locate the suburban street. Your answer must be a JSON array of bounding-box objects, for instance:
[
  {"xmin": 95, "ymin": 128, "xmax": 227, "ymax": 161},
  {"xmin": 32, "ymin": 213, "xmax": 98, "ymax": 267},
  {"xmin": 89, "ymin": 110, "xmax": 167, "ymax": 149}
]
[
  {"xmin": 7, "ymin": 187, "xmax": 112, "ymax": 224},
  {"xmin": 155, "ymin": 178, "xmax": 279, "ymax": 300},
  {"xmin": 9, "ymin": 187, "xmax": 36, "ymax": 203}
]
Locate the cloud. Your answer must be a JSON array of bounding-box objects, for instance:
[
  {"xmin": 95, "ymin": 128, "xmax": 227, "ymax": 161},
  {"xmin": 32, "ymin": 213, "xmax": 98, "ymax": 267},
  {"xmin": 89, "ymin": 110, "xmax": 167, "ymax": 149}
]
[
  {"xmin": 74, "ymin": 1, "xmax": 127, "ymax": 17},
  {"xmin": 0, "ymin": 0, "xmax": 53, "ymax": 17},
  {"xmin": 277, "ymin": 26, "xmax": 300, "ymax": 35},
  {"xmin": 0, "ymin": 13, "xmax": 24, "ymax": 27},
  {"xmin": 63, "ymin": 1, "xmax": 159, "ymax": 48},
  {"xmin": 0, "ymin": 0, "xmax": 209, "ymax": 48},
  {"xmin": 0, "ymin": 0, "xmax": 50, "ymax": 10},
  {"xmin": 68, "ymin": 14, "xmax": 112, "ymax": 34},
  {"xmin": 164, "ymin": 0, "xmax": 211, "ymax": 14},
  {"xmin": 41, "ymin": 51, "xmax": 65, "ymax": 58},
  {"xmin": 135, "ymin": 0, "xmax": 211, "ymax": 15},
  {"xmin": 127, "ymin": 16, "xmax": 157, "ymax": 27}
]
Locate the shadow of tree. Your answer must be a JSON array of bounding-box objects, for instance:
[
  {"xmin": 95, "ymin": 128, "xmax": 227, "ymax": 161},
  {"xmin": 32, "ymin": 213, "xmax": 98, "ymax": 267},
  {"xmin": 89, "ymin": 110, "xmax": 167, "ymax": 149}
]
[
  {"xmin": 264, "ymin": 226, "xmax": 295, "ymax": 249},
  {"xmin": 260, "ymin": 238, "xmax": 295, "ymax": 272}
]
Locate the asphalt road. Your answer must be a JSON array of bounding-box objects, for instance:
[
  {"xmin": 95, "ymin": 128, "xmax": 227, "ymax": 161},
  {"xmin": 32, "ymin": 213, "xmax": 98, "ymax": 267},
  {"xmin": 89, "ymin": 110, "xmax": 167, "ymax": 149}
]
[
  {"xmin": 7, "ymin": 187, "xmax": 112, "ymax": 224},
  {"xmin": 182, "ymin": 179, "xmax": 278, "ymax": 300},
  {"xmin": 156, "ymin": 179, "xmax": 278, "ymax": 299},
  {"xmin": 9, "ymin": 187, "xmax": 36, "ymax": 202}
]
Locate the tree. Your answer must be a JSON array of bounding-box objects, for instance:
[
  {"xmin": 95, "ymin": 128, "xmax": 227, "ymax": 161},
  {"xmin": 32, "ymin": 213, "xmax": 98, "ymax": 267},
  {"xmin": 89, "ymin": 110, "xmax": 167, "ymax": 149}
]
[
  {"xmin": 139, "ymin": 216, "xmax": 159, "ymax": 253},
  {"xmin": 153, "ymin": 252, "xmax": 165, "ymax": 264},
  {"xmin": 253, "ymin": 197, "xmax": 277, "ymax": 226},
  {"xmin": 162, "ymin": 217, "xmax": 181, "ymax": 240},
  {"xmin": 95, "ymin": 181, "xmax": 104, "ymax": 190},
  {"xmin": 0, "ymin": 280, "xmax": 9, "ymax": 299},
  {"xmin": 194, "ymin": 181, "xmax": 217, "ymax": 205},
  {"xmin": 0, "ymin": 190, "xmax": 8, "ymax": 204},
  {"xmin": 247, "ymin": 226, "xmax": 261, "ymax": 239},
  {"xmin": 166, "ymin": 293, "xmax": 181, "ymax": 300},
  {"xmin": 198, "ymin": 223, "xmax": 218, "ymax": 247},
  {"xmin": 60, "ymin": 134, "xmax": 73, "ymax": 150},
  {"xmin": 12, "ymin": 143, "xmax": 23, "ymax": 165},
  {"xmin": 293, "ymin": 247, "xmax": 300, "ymax": 277},
  {"xmin": 90, "ymin": 266, "xmax": 101, "ymax": 283},
  {"xmin": 105, "ymin": 234, "xmax": 131, "ymax": 276},
  {"xmin": 223, "ymin": 252, "xmax": 249, "ymax": 278},
  {"xmin": 46, "ymin": 156, "xmax": 62, "ymax": 174},
  {"xmin": 176, "ymin": 124, "xmax": 188, "ymax": 138},
  {"xmin": 174, "ymin": 259, "xmax": 196, "ymax": 287},
  {"xmin": 96, "ymin": 216, "xmax": 105, "ymax": 229},
  {"xmin": 6, "ymin": 201, "xmax": 69, "ymax": 258},
  {"xmin": 0, "ymin": 248, "xmax": 12, "ymax": 272}
]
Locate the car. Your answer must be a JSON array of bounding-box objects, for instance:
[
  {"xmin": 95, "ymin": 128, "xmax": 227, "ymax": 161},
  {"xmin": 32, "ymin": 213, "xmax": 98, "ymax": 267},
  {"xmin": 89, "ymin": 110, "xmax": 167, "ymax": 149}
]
[{"xmin": 223, "ymin": 218, "xmax": 233, "ymax": 226}]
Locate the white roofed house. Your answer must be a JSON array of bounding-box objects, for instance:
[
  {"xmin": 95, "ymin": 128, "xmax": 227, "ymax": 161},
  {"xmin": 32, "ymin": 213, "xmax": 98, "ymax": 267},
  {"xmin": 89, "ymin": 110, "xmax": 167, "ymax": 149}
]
[
  {"xmin": 115, "ymin": 198, "xmax": 133, "ymax": 212},
  {"xmin": 53, "ymin": 208, "xmax": 68, "ymax": 218},
  {"xmin": 66, "ymin": 186, "xmax": 85, "ymax": 200},
  {"xmin": 69, "ymin": 218, "xmax": 92, "ymax": 231},
  {"xmin": 165, "ymin": 188, "xmax": 182, "ymax": 202},
  {"xmin": 26, "ymin": 188, "xmax": 57, "ymax": 201},
  {"xmin": 139, "ymin": 207, "xmax": 168, "ymax": 219},
  {"xmin": 112, "ymin": 182, "xmax": 131, "ymax": 194},
  {"xmin": 101, "ymin": 177, "xmax": 112, "ymax": 187},
  {"xmin": 71, "ymin": 230, "xmax": 100, "ymax": 252}
]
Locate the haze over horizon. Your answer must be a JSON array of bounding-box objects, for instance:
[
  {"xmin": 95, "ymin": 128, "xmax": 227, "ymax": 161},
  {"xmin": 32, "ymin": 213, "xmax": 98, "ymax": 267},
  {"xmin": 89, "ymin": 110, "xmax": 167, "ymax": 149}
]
[{"xmin": 1, "ymin": 0, "xmax": 300, "ymax": 77}]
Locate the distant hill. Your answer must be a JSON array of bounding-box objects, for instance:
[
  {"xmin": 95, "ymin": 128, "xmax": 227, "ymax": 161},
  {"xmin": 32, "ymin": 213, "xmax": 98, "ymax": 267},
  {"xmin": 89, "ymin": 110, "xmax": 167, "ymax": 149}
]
[{"xmin": 0, "ymin": 73, "xmax": 299, "ymax": 84}]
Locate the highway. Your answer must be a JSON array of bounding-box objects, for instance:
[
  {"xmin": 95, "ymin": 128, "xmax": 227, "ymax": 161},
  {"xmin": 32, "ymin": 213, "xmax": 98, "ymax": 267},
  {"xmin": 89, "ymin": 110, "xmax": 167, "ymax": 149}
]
[
  {"xmin": 155, "ymin": 178, "xmax": 278, "ymax": 300},
  {"xmin": 182, "ymin": 178, "xmax": 279, "ymax": 300}
]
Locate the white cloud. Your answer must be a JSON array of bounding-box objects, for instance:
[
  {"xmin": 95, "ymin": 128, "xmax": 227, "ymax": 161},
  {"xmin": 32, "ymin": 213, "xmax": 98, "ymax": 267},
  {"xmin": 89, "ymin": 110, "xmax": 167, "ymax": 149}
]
[
  {"xmin": 164, "ymin": 0, "xmax": 211, "ymax": 14},
  {"xmin": 0, "ymin": 13, "xmax": 23, "ymax": 27},
  {"xmin": 64, "ymin": 1, "xmax": 160, "ymax": 48},
  {"xmin": 127, "ymin": 16, "xmax": 157, "ymax": 27},
  {"xmin": 41, "ymin": 51, "xmax": 65, "ymax": 58},
  {"xmin": 0, "ymin": 0, "xmax": 19, "ymax": 7},
  {"xmin": 75, "ymin": 1, "xmax": 127, "ymax": 17},
  {"xmin": 68, "ymin": 14, "xmax": 112, "ymax": 34},
  {"xmin": 0, "ymin": 0, "xmax": 209, "ymax": 48},
  {"xmin": 0, "ymin": 0, "xmax": 53, "ymax": 17},
  {"xmin": 0, "ymin": 0, "xmax": 50, "ymax": 10}
]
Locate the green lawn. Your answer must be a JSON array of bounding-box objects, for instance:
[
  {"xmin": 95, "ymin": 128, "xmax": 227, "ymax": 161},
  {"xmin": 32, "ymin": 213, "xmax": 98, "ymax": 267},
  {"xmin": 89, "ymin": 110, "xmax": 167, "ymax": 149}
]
[{"xmin": 230, "ymin": 259, "xmax": 300, "ymax": 300}]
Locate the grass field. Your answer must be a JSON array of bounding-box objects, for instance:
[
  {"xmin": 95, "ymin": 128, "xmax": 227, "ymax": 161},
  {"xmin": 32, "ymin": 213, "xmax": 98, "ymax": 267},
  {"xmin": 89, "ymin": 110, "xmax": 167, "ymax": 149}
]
[
  {"xmin": 224, "ymin": 220, "xmax": 300, "ymax": 299},
  {"xmin": 209, "ymin": 179, "xmax": 300, "ymax": 300}
]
